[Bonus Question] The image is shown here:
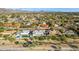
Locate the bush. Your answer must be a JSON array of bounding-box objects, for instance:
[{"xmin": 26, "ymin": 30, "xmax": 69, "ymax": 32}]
[
  {"xmin": 59, "ymin": 35, "xmax": 67, "ymax": 41},
  {"xmin": 2, "ymin": 43, "xmax": 5, "ymax": 45},
  {"xmin": 51, "ymin": 35, "xmax": 59, "ymax": 40},
  {"xmin": 0, "ymin": 27, "xmax": 5, "ymax": 32},
  {"xmin": 15, "ymin": 41, "xmax": 19, "ymax": 45},
  {"xmin": 22, "ymin": 42, "xmax": 28, "ymax": 47},
  {"xmin": 8, "ymin": 36, "xmax": 15, "ymax": 42},
  {"xmin": 38, "ymin": 36, "xmax": 45, "ymax": 40}
]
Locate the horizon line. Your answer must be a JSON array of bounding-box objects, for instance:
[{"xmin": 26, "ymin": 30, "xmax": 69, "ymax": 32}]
[{"xmin": 12, "ymin": 8, "xmax": 79, "ymax": 12}]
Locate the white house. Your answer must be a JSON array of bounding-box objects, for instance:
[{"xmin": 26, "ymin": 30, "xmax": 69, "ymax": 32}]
[
  {"xmin": 20, "ymin": 30, "xmax": 30, "ymax": 35},
  {"xmin": 16, "ymin": 30, "xmax": 30, "ymax": 39},
  {"xmin": 33, "ymin": 30, "xmax": 45, "ymax": 36},
  {"xmin": 16, "ymin": 29, "xmax": 50, "ymax": 39},
  {"xmin": 63, "ymin": 30, "xmax": 76, "ymax": 35}
]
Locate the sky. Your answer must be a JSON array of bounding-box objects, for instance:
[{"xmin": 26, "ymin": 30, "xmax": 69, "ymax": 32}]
[{"xmin": 15, "ymin": 8, "xmax": 79, "ymax": 12}]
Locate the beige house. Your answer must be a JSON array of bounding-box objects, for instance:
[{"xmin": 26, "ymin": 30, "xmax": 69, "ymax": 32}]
[{"xmin": 0, "ymin": 30, "xmax": 16, "ymax": 35}]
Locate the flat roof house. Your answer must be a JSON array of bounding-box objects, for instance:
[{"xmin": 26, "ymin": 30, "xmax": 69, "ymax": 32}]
[
  {"xmin": 16, "ymin": 30, "xmax": 30, "ymax": 40},
  {"xmin": 33, "ymin": 30, "xmax": 45, "ymax": 36}
]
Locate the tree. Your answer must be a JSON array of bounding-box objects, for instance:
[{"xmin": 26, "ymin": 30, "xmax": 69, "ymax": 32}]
[
  {"xmin": 8, "ymin": 36, "xmax": 15, "ymax": 42},
  {"xmin": 4, "ymin": 35, "xmax": 15, "ymax": 42},
  {"xmin": 0, "ymin": 27, "xmax": 5, "ymax": 32},
  {"xmin": 0, "ymin": 22, "xmax": 3, "ymax": 26},
  {"xmin": 10, "ymin": 13, "xmax": 16, "ymax": 18},
  {"xmin": 59, "ymin": 35, "xmax": 67, "ymax": 42}
]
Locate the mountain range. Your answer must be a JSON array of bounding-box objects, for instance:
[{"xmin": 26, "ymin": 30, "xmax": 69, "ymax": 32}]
[{"xmin": 0, "ymin": 8, "xmax": 79, "ymax": 13}]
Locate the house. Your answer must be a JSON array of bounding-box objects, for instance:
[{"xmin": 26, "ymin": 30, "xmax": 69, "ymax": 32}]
[
  {"xmin": 7, "ymin": 18, "xmax": 17, "ymax": 22},
  {"xmin": 16, "ymin": 32, "xmax": 22, "ymax": 39},
  {"xmin": 3, "ymin": 22, "xmax": 20, "ymax": 28},
  {"xmin": 16, "ymin": 29, "xmax": 45, "ymax": 39},
  {"xmin": 20, "ymin": 30, "xmax": 30, "ymax": 35},
  {"xmin": 0, "ymin": 30, "xmax": 16, "ymax": 35},
  {"xmin": 33, "ymin": 30, "xmax": 45, "ymax": 36},
  {"xmin": 39, "ymin": 22, "xmax": 49, "ymax": 29},
  {"xmin": 26, "ymin": 22, "xmax": 32, "ymax": 26},
  {"xmin": 16, "ymin": 29, "xmax": 50, "ymax": 40},
  {"xmin": 63, "ymin": 30, "xmax": 77, "ymax": 36},
  {"xmin": 16, "ymin": 30, "xmax": 30, "ymax": 39}
]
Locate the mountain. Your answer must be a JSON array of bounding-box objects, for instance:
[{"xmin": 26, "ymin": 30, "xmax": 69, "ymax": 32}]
[
  {"xmin": 0, "ymin": 8, "xmax": 79, "ymax": 13},
  {"xmin": 0, "ymin": 8, "xmax": 19, "ymax": 13},
  {"xmin": 13, "ymin": 8, "xmax": 79, "ymax": 12}
]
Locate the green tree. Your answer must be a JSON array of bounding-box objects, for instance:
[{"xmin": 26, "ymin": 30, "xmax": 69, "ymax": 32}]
[
  {"xmin": 4, "ymin": 35, "xmax": 15, "ymax": 42},
  {"xmin": 0, "ymin": 27, "xmax": 5, "ymax": 32},
  {"xmin": 59, "ymin": 35, "xmax": 67, "ymax": 41}
]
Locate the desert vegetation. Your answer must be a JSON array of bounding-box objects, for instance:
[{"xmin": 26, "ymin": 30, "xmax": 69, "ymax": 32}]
[{"xmin": 0, "ymin": 10, "xmax": 79, "ymax": 50}]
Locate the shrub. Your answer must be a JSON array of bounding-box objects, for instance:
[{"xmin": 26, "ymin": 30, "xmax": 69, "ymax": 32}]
[
  {"xmin": 0, "ymin": 27, "xmax": 5, "ymax": 32},
  {"xmin": 59, "ymin": 35, "xmax": 67, "ymax": 41},
  {"xmin": 51, "ymin": 35, "xmax": 58, "ymax": 40},
  {"xmin": 22, "ymin": 42, "xmax": 28, "ymax": 47},
  {"xmin": 15, "ymin": 41, "xmax": 19, "ymax": 45}
]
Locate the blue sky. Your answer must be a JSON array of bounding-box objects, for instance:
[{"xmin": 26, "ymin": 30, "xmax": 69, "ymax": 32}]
[{"xmin": 15, "ymin": 8, "xmax": 79, "ymax": 12}]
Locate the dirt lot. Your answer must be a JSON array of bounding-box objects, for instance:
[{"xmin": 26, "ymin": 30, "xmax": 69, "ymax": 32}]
[{"xmin": 0, "ymin": 39, "xmax": 79, "ymax": 51}]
